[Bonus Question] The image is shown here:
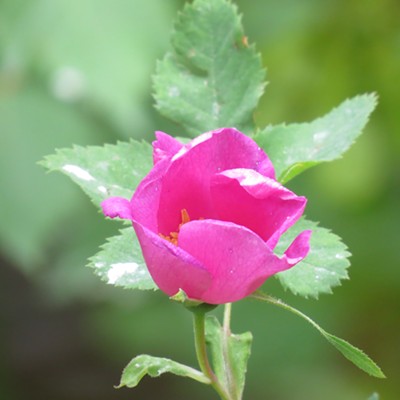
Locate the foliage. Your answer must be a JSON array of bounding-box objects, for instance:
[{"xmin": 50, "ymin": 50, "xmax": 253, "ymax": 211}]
[
  {"xmin": 253, "ymin": 94, "xmax": 377, "ymax": 183},
  {"xmin": 42, "ymin": 140, "xmax": 153, "ymax": 206},
  {"xmin": 275, "ymin": 218, "xmax": 350, "ymax": 298},
  {"xmin": 153, "ymin": 0, "xmax": 265, "ymax": 137},
  {"xmin": 88, "ymin": 228, "xmax": 156, "ymax": 291},
  {"xmin": 118, "ymin": 355, "xmax": 210, "ymax": 388},
  {"xmin": 206, "ymin": 316, "xmax": 252, "ymax": 398}
]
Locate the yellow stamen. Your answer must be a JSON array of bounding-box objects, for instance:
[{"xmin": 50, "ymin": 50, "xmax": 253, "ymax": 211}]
[
  {"xmin": 159, "ymin": 208, "xmax": 191, "ymax": 246},
  {"xmin": 180, "ymin": 209, "xmax": 190, "ymax": 226}
]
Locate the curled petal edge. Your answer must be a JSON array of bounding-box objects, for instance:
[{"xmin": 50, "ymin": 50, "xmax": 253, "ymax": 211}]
[
  {"xmin": 101, "ymin": 197, "xmax": 132, "ymax": 220},
  {"xmin": 152, "ymin": 131, "xmax": 184, "ymax": 164},
  {"xmin": 280, "ymin": 229, "xmax": 312, "ymax": 269}
]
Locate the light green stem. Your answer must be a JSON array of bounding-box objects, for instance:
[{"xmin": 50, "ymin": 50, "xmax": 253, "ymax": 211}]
[
  {"xmin": 222, "ymin": 303, "xmax": 239, "ymax": 399},
  {"xmin": 193, "ymin": 309, "xmax": 231, "ymax": 400},
  {"xmin": 250, "ymin": 291, "xmax": 323, "ymax": 332}
]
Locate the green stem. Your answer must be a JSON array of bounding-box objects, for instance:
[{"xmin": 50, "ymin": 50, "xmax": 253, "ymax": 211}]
[
  {"xmin": 223, "ymin": 303, "xmax": 232, "ymax": 333},
  {"xmin": 193, "ymin": 309, "xmax": 231, "ymax": 400},
  {"xmin": 250, "ymin": 291, "xmax": 323, "ymax": 332},
  {"xmin": 222, "ymin": 303, "xmax": 239, "ymax": 399}
]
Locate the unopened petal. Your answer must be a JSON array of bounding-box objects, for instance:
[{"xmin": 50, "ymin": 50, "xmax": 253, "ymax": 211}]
[
  {"xmin": 157, "ymin": 128, "xmax": 275, "ymax": 234},
  {"xmin": 130, "ymin": 176, "xmax": 162, "ymax": 232},
  {"xmin": 133, "ymin": 222, "xmax": 211, "ymax": 299},
  {"xmin": 211, "ymin": 168, "xmax": 306, "ymax": 246},
  {"xmin": 179, "ymin": 220, "xmax": 292, "ymax": 304}
]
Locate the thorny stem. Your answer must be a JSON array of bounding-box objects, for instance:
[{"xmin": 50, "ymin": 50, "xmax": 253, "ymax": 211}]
[{"xmin": 193, "ymin": 309, "xmax": 231, "ymax": 400}]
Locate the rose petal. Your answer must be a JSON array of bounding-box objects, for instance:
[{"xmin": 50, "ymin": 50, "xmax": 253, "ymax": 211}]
[
  {"xmin": 152, "ymin": 131, "xmax": 184, "ymax": 165},
  {"xmin": 281, "ymin": 229, "xmax": 312, "ymax": 266},
  {"xmin": 157, "ymin": 128, "xmax": 275, "ymax": 234},
  {"xmin": 178, "ymin": 219, "xmax": 302, "ymax": 304},
  {"xmin": 101, "ymin": 197, "xmax": 132, "ymax": 220},
  {"xmin": 211, "ymin": 168, "xmax": 307, "ymax": 246},
  {"xmin": 133, "ymin": 222, "xmax": 212, "ymax": 299},
  {"xmin": 179, "ymin": 128, "xmax": 275, "ymax": 179},
  {"xmin": 130, "ymin": 176, "xmax": 163, "ymax": 231},
  {"xmin": 130, "ymin": 148, "xmax": 176, "ymax": 230}
]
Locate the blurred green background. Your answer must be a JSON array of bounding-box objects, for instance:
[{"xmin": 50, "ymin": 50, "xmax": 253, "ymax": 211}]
[{"xmin": 1, "ymin": 0, "xmax": 399, "ymax": 399}]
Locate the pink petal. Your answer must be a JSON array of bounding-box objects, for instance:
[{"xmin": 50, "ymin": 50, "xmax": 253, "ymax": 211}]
[
  {"xmin": 211, "ymin": 168, "xmax": 307, "ymax": 246},
  {"xmin": 152, "ymin": 131, "xmax": 183, "ymax": 165},
  {"xmin": 133, "ymin": 221, "xmax": 211, "ymax": 299},
  {"xmin": 101, "ymin": 197, "xmax": 132, "ymax": 220},
  {"xmin": 130, "ymin": 148, "xmax": 176, "ymax": 230},
  {"xmin": 156, "ymin": 128, "xmax": 275, "ymax": 235},
  {"xmin": 178, "ymin": 219, "xmax": 300, "ymax": 304},
  {"xmin": 130, "ymin": 174, "xmax": 162, "ymax": 231},
  {"xmin": 175, "ymin": 128, "xmax": 275, "ymax": 179},
  {"xmin": 281, "ymin": 229, "xmax": 312, "ymax": 266}
]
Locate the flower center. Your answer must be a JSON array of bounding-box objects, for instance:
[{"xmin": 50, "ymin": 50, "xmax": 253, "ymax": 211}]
[{"xmin": 159, "ymin": 209, "xmax": 190, "ymax": 246}]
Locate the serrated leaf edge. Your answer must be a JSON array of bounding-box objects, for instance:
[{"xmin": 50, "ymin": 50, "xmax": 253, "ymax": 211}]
[
  {"xmin": 276, "ymin": 218, "xmax": 351, "ymax": 299},
  {"xmin": 253, "ymin": 93, "xmax": 378, "ymax": 182},
  {"xmin": 87, "ymin": 227, "xmax": 157, "ymax": 291}
]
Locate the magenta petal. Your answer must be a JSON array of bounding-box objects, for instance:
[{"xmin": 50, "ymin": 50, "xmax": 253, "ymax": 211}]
[
  {"xmin": 157, "ymin": 128, "xmax": 276, "ymax": 234},
  {"xmin": 130, "ymin": 145, "xmax": 175, "ymax": 231},
  {"xmin": 130, "ymin": 175, "xmax": 162, "ymax": 231},
  {"xmin": 178, "ymin": 220, "xmax": 293, "ymax": 304},
  {"xmin": 133, "ymin": 222, "xmax": 211, "ymax": 299},
  {"xmin": 101, "ymin": 197, "xmax": 132, "ymax": 220},
  {"xmin": 152, "ymin": 131, "xmax": 183, "ymax": 164},
  {"xmin": 211, "ymin": 168, "xmax": 307, "ymax": 246},
  {"xmin": 281, "ymin": 229, "xmax": 312, "ymax": 266}
]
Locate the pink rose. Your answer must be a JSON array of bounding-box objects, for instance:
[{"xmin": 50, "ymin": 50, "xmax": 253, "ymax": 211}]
[{"xmin": 102, "ymin": 128, "xmax": 311, "ymax": 304}]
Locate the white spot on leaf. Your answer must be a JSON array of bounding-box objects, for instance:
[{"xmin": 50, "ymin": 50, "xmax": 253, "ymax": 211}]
[
  {"xmin": 94, "ymin": 262, "xmax": 105, "ymax": 268},
  {"xmin": 107, "ymin": 262, "xmax": 139, "ymax": 284},
  {"xmin": 63, "ymin": 164, "xmax": 95, "ymax": 181},
  {"xmin": 313, "ymin": 131, "xmax": 329, "ymax": 143}
]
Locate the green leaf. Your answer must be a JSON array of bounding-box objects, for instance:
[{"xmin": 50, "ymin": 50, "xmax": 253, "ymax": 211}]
[
  {"xmin": 275, "ymin": 218, "xmax": 350, "ymax": 298},
  {"xmin": 205, "ymin": 315, "xmax": 252, "ymax": 398},
  {"xmin": 153, "ymin": 0, "xmax": 265, "ymax": 137},
  {"xmin": 88, "ymin": 228, "xmax": 156, "ymax": 291},
  {"xmin": 322, "ymin": 334, "xmax": 385, "ymax": 378},
  {"xmin": 254, "ymin": 94, "xmax": 377, "ymax": 183},
  {"xmin": 41, "ymin": 140, "xmax": 153, "ymax": 207},
  {"xmin": 117, "ymin": 354, "xmax": 211, "ymax": 388},
  {"xmin": 251, "ymin": 292, "xmax": 386, "ymax": 379}
]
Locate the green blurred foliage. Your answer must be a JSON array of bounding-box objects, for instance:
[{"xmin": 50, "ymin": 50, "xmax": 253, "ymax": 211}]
[{"xmin": 1, "ymin": 0, "xmax": 399, "ymax": 399}]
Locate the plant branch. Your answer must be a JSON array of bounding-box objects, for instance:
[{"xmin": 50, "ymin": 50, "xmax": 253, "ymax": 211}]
[
  {"xmin": 193, "ymin": 309, "xmax": 231, "ymax": 400},
  {"xmin": 222, "ymin": 303, "xmax": 239, "ymax": 399}
]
